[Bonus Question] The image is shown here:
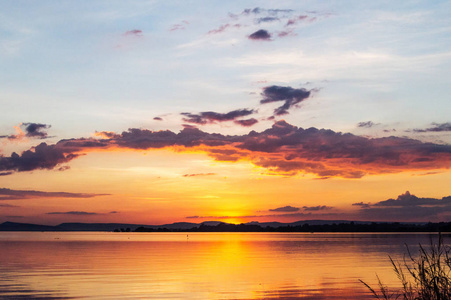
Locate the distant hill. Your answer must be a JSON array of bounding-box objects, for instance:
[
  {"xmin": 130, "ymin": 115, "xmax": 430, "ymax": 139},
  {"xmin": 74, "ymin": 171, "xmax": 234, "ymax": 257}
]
[
  {"xmin": 0, "ymin": 221, "xmax": 200, "ymax": 232},
  {"xmin": 0, "ymin": 221, "xmax": 58, "ymax": 231}
]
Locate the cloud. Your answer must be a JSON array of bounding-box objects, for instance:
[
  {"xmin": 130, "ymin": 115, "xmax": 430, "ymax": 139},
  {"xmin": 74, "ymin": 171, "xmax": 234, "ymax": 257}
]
[
  {"xmin": 241, "ymin": 7, "xmax": 263, "ymax": 15},
  {"xmin": 109, "ymin": 211, "xmax": 119, "ymax": 214},
  {"xmin": 208, "ymin": 23, "xmax": 241, "ymax": 34},
  {"xmin": 277, "ymin": 29, "xmax": 296, "ymax": 38},
  {"xmin": 153, "ymin": 117, "xmax": 163, "ymax": 121},
  {"xmin": 46, "ymin": 211, "xmax": 99, "ymax": 215},
  {"xmin": 0, "ymin": 203, "xmax": 20, "ymax": 207},
  {"xmin": 22, "ymin": 123, "xmax": 51, "ymax": 139},
  {"xmin": 185, "ymin": 211, "xmax": 338, "ymax": 220},
  {"xmin": 260, "ymin": 85, "xmax": 311, "ymax": 115},
  {"xmin": 413, "ymin": 122, "xmax": 451, "ymax": 133},
  {"xmin": 124, "ymin": 29, "xmax": 142, "ymax": 36},
  {"xmin": 285, "ymin": 15, "xmax": 317, "ymax": 26},
  {"xmin": 352, "ymin": 202, "xmax": 371, "ymax": 208},
  {"xmin": 0, "ymin": 142, "xmax": 79, "ymax": 173},
  {"xmin": 248, "ymin": 29, "xmax": 271, "ymax": 40},
  {"xmin": 209, "ymin": 8, "xmax": 320, "ymax": 42},
  {"xmin": 241, "ymin": 8, "xmax": 293, "ymax": 16},
  {"xmin": 169, "ymin": 20, "xmax": 189, "ymax": 31},
  {"xmin": 0, "ymin": 172, "xmax": 13, "ymax": 176},
  {"xmin": 355, "ymin": 191, "xmax": 451, "ymax": 221},
  {"xmin": 0, "ymin": 187, "xmax": 109, "ymax": 200},
  {"xmin": 1, "ymin": 122, "xmax": 51, "ymax": 141},
  {"xmin": 357, "ymin": 121, "xmax": 376, "ymax": 128},
  {"xmin": 182, "ymin": 173, "xmax": 216, "ymax": 177},
  {"xmin": 181, "ymin": 109, "xmax": 255, "ymax": 125},
  {"xmin": 234, "ymin": 118, "xmax": 258, "ymax": 127},
  {"xmin": 256, "ymin": 17, "xmax": 279, "ymax": 24},
  {"xmin": 373, "ymin": 191, "xmax": 451, "ymax": 207},
  {"xmin": 2, "ymin": 121, "xmax": 451, "ymax": 179},
  {"xmin": 269, "ymin": 205, "xmax": 300, "ymax": 212},
  {"xmin": 302, "ymin": 205, "xmax": 333, "ymax": 211}
]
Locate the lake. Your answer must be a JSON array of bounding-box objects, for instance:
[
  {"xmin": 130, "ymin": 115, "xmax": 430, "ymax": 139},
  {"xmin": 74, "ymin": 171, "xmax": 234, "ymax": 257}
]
[{"xmin": 0, "ymin": 232, "xmax": 447, "ymax": 299}]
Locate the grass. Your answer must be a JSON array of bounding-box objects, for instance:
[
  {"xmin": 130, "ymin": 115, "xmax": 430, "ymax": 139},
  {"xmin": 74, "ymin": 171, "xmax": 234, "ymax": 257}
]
[{"xmin": 360, "ymin": 234, "xmax": 451, "ymax": 300}]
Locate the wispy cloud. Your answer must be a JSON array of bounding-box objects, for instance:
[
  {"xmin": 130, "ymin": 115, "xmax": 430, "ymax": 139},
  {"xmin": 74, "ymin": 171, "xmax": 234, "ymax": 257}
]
[
  {"xmin": 46, "ymin": 211, "xmax": 99, "ymax": 215},
  {"xmin": 182, "ymin": 173, "xmax": 216, "ymax": 177},
  {"xmin": 413, "ymin": 122, "xmax": 451, "ymax": 133},
  {"xmin": 208, "ymin": 24, "xmax": 241, "ymax": 35},
  {"xmin": 352, "ymin": 202, "xmax": 371, "ymax": 208},
  {"xmin": 357, "ymin": 121, "xmax": 377, "ymax": 128},
  {"xmin": 181, "ymin": 109, "xmax": 255, "ymax": 125},
  {"xmin": 303, "ymin": 205, "xmax": 333, "ymax": 211},
  {"xmin": 123, "ymin": 29, "xmax": 142, "ymax": 36},
  {"xmin": 169, "ymin": 20, "xmax": 189, "ymax": 31},
  {"xmin": 0, "ymin": 188, "xmax": 109, "ymax": 200},
  {"xmin": 0, "ymin": 203, "xmax": 20, "ymax": 207},
  {"xmin": 206, "ymin": 7, "xmax": 321, "ymax": 43}
]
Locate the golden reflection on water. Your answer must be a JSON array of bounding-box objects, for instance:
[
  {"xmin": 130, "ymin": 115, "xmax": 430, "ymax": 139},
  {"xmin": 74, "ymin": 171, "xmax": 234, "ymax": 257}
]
[{"xmin": 0, "ymin": 232, "xmax": 443, "ymax": 299}]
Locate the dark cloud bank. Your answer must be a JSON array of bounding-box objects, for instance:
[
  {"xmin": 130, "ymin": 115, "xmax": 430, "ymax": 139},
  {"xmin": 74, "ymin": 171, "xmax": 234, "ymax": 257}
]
[
  {"xmin": 354, "ymin": 191, "xmax": 451, "ymax": 221},
  {"xmin": 414, "ymin": 122, "xmax": 451, "ymax": 133},
  {"xmin": 1, "ymin": 120, "xmax": 450, "ymax": 179}
]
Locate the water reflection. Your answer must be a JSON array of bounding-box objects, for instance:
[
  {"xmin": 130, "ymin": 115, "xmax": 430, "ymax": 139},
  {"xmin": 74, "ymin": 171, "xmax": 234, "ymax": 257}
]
[{"xmin": 0, "ymin": 232, "xmax": 446, "ymax": 299}]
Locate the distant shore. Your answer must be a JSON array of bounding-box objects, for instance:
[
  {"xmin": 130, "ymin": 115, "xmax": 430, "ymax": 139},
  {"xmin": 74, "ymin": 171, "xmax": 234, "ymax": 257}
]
[
  {"xmin": 132, "ymin": 221, "xmax": 451, "ymax": 233},
  {"xmin": 2, "ymin": 220, "xmax": 450, "ymax": 233}
]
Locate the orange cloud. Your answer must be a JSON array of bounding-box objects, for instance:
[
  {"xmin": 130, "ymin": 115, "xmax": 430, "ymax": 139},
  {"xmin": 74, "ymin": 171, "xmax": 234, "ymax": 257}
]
[{"xmin": 1, "ymin": 121, "xmax": 450, "ymax": 178}]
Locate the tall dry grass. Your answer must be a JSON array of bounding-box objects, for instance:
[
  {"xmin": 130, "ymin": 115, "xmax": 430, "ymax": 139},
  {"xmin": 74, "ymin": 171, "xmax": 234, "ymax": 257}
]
[{"xmin": 361, "ymin": 235, "xmax": 451, "ymax": 300}]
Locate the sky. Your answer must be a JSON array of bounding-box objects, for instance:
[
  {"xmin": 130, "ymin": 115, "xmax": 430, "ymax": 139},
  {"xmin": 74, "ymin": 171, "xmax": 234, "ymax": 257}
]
[{"xmin": 1, "ymin": 0, "xmax": 451, "ymax": 225}]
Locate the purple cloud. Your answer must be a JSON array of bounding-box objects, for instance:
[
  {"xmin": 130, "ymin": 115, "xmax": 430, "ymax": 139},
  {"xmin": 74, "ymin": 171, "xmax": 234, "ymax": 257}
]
[
  {"xmin": 2, "ymin": 121, "xmax": 451, "ymax": 179},
  {"xmin": 352, "ymin": 202, "xmax": 371, "ymax": 208},
  {"xmin": 413, "ymin": 122, "xmax": 451, "ymax": 133},
  {"xmin": 0, "ymin": 143, "xmax": 79, "ymax": 173},
  {"xmin": 47, "ymin": 211, "xmax": 99, "ymax": 215},
  {"xmin": 357, "ymin": 121, "xmax": 376, "ymax": 128},
  {"xmin": 260, "ymin": 85, "xmax": 311, "ymax": 115},
  {"xmin": 234, "ymin": 118, "xmax": 259, "ymax": 127},
  {"xmin": 269, "ymin": 205, "xmax": 300, "ymax": 212},
  {"xmin": 22, "ymin": 123, "xmax": 51, "ymax": 139},
  {"xmin": 355, "ymin": 191, "xmax": 451, "ymax": 221},
  {"xmin": 0, "ymin": 187, "xmax": 109, "ymax": 200},
  {"xmin": 182, "ymin": 109, "xmax": 255, "ymax": 125},
  {"xmin": 124, "ymin": 29, "xmax": 142, "ymax": 36},
  {"xmin": 249, "ymin": 29, "xmax": 271, "ymax": 40},
  {"xmin": 302, "ymin": 205, "xmax": 333, "ymax": 211}
]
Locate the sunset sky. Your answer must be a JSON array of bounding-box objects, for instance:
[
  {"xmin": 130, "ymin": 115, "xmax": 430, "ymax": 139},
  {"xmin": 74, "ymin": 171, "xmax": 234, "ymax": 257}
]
[{"xmin": 1, "ymin": 0, "xmax": 450, "ymax": 225}]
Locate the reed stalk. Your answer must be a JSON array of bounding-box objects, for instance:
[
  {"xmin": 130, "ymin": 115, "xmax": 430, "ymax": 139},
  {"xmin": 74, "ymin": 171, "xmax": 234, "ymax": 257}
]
[{"xmin": 360, "ymin": 234, "xmax": 451, "ymax": 300}]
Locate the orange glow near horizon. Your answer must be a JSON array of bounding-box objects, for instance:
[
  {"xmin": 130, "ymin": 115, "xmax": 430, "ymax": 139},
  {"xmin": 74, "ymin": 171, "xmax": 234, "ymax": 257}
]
[{"xmin": 1, "ymin": 147, "xmax": 451, "ymax": 225}]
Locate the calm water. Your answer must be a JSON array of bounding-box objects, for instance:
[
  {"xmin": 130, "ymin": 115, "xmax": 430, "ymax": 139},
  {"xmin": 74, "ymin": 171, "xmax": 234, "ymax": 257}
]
[{"xmin": 0, "ymin": 232, "xmax": 447, "ymax": 299}]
